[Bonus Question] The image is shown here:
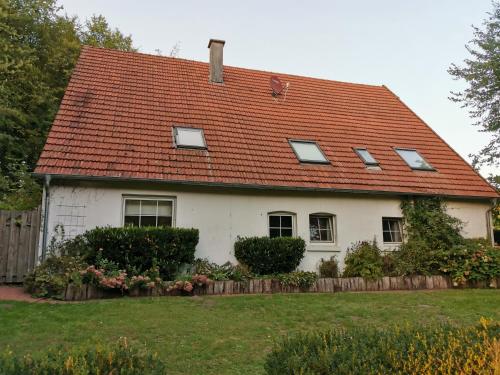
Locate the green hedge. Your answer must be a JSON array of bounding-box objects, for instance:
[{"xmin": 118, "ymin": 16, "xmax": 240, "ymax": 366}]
[
  {"xmin": 66, "ymin": 226, "xmax": 198, "ymax": 280},
  {"xmin": 234, "ymin": 236, "xmax": 306, "ymax": 274},
  {"xmin": 0, "ymin": 338, "xmax": 166, "ymax": 374},
  {"xmin": 265, "ymin": 320, "xmax": 500, "ymax": 375}
]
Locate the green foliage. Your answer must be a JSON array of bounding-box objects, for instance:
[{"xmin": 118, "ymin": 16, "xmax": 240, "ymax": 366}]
[
  {"xmin": 0, "ymin": 337, "xmax": 166, "ymax": 374},
  {"xmin": 438, "ymin": 238, "xmax": 500, "ymax": 285},
  {"xmin": 401, "ymin": 197, "xmax": 464, "ymax": 250},
  {"xmin": 24, "ymin": 254, "xmax": 87, "ymax": 298},
  {"xmin": 276, "ymin": 271, "xmax": 317, "ymax": 289},
  {"xmin": 265, "ymin": 320, "xmax": 500, "ymax": 375},
  {"xmin": 392, "ymin": 197, "xmax": 467, "ymax": 276},
  {"xmin": 72, "ymin": 226, "xmax": 198, "ymax": 280},
  {"xmin": 318, "ymin": 256, "xmax": 339, "ymax": 278},
  {"xmin": 0, "ymin": 0, "xmax": 136, "ymax": 209},
  {"xmin": 191, "ymin": 258, "xmax": 253, "ymax": 281},
  {"xmin": 234, "ymin": 236, "xmax": 306, "ymax": 274},
  {"xmin": 449, "ymin": 2, "xmax": 499, "ymax": 168},
  {"xmin": 342, "ymin": 240, "xmax": 384, "ymax": 280}
]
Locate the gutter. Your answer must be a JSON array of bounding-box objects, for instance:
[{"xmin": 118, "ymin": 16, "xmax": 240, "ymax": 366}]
[
  {"xmin": 41, "ymin": 174, "xmax": 51, "ymax": 261},
  {"xmin": 31, "ymin": 173, "xmax": 499, "ymax": 201}
]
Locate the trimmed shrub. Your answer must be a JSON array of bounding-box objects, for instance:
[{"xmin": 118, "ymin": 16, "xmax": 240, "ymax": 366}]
[
  {"xmin": 276, "ymin": 271, "xmax": 317, "ymax": 289},
  {"xmin": 342, "ymin": 241, "xmax": 383, "ymax": 280},
  {"xmin": 24, "ymin": 255, "xmax": 87, "ymax": 299},
  {"xmin": 0, "ymin": 337, "xmax": 166, "ymax": 374},
  {"xmin": 234, "ymin": 236, "xmax": 306, "ymax": 274},
  {"xmin": 265, "ymin": 319, "xmax": 500, "ymax": 375},
  {"xmin": 319, "ymin": 256, "xmax": 339, "ymax": 278},
  {"xmin": 191, "ymin": 258, "xmax": 253, "ymax": 281},
  {"xmin": 60, "ymin": 226, "xmax": 198, "ymax": 280}
]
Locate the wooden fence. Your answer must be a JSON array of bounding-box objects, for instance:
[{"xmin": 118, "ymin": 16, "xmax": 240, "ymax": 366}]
[
  {"xmin": 0, "ymin": 207, "xmax": 41, "ymax": 283},
  {"xmin": 63, "ymin": 275, "xmax": 500, "ymax": 301}
]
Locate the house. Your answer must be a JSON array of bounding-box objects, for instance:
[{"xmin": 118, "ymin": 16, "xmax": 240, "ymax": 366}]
[{"xmin": 35, "ymin": 39, "xmax": 499, "ymax": 270}]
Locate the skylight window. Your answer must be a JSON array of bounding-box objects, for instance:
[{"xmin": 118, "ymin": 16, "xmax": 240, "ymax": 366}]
[
  {"xmin": 174, "ymin": 127, "xmax": 206, "ymax": 149},
  {"xmin": 289, "ymin": 140, "xmax": 329, "ymax": 164},
  {"xmin": 354, "ymin": 148, "xmax": 379, "ymax": 166},
  {"xmin": 395, "ymin": 148, "xmax": 434, "ymax": 170}
]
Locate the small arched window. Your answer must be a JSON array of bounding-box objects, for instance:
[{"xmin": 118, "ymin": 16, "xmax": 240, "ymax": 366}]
[
  {"xmin": 268, "ymin": 211, "xmax": 296, "ymax": 238},
  {"xmin": 309, "ymin": 213, "xmax": 335, "ymax": 243}
]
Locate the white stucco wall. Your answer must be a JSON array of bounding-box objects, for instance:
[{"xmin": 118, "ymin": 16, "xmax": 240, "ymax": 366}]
[{"xmin": 40, "ymin": 182, "xmax": 493, "ymax": 271}]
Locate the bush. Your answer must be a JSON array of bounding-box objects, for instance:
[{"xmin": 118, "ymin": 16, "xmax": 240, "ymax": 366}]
[
  {"xmin": 0, "ymin": 337, "xmax": 166, "ymax": 374},
  {"xmin": 276, "ymin": 271, "xmax": 317, "ymax": 289},
  {"xmin": 24, "ymin": 255, "xmax": 87, "ymax": 299},
  {"xmin": 234, "ymin": 237, "xmax": 306, "ymax": 274},
  {"xmin": 319, "ymin": 256, "xmax": 339, "ymax": 278},
  {"xmin": 60, "ymin": 226, "xmax": 199, "ymax": 280},
  {"xmin": 265, "ymin": 319, "xmax": 500, "ymax": 375},
  {"xmin": 437, "ymin": 239, "xmax": 500, "ymax": 285},
  {"xmin": 342, "ymin": 241, "xmax": 383, "ymax": 280},
  {"xmin": 191, "ymin": 258, "xmax": 253, "ymax": 281}
]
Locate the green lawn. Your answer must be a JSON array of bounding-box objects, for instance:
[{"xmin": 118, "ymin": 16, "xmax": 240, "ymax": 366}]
[{"xmin": 1, "ymin": 290, "xmax": 499, "ymax": 374}]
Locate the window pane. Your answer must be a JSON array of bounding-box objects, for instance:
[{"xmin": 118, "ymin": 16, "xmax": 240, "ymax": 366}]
[
  {"xmin": 383, "ymin": 218, "xmax": 403, "ymax": 243},
  {"xmin": 141, "ymin": 216, "xmax": 156, "ymax": 227},
  {"xmin": 395, "ymin": 149, "xmax": 433, "ymax": 170},
  {"xmin": 355, "ymin": 148, "xmax": 378, "ymax": 165},
  {"xmin": 141, "ymin": 200, "xmax": 157, "ymax": 215},
  {"xmin": 157, "ymin": 216, "xmax": 172, "ymax": 227},
  {"xmin": 270, "ymin": 228, "xmax": 280, "ymax": 238},
  {"xmin": 290, "ymin": 141, "xmax": 328, "ymax": 163},
  {"xmin": 382, "ymin": 230, "xmax": 392, "ymax": 243},
  {"xmin": 281, "ymin": 215, "xmax": 292, "ymax": 228},
  {"xmin": 269, "ymin": 215, "xmax": 280, "ymax": 228},
  {"xmin": 310, "ymin": 215, "xmax": 334, "ymax": 242},
  {"xmin": 175, "ymin": 127, "xmax": 206, "ymax": 148},
  {"xmin": 281, "ymin": 228, "xmax": 293, "ymax": 237},
  {"xmin": 125, "ymin": 200, "xmax": 140, "ymax": 215},
  {"xmin": 158, "ymin": 201, "xmax": 172, "ymax": 216},
  {"xmin": 317, "ymin": 217, "xmax": 330, "ymax": 230},
  {"xmin": 124, "ymin": 216, "xmax": 139, "ymax": 227}
]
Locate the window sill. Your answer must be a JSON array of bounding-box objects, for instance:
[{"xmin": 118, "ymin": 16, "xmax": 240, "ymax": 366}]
[{"xmin": 307, "ymin": 243, "xmax": 340, "ymax": 253}]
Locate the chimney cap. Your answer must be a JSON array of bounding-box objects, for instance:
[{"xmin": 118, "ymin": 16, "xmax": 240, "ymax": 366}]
[{"xmin": 208, "ymin": 39, "xmax": 226, "ymax": 48}]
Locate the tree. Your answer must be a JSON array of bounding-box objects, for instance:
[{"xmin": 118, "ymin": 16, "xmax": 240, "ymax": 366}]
[
  {"xmin": 448, "ymin": 2, "xmax": 499, "ymax": 171},
  {"xmin": 0, "ymin": 0, "xmax": 136, "ymax": 209}
]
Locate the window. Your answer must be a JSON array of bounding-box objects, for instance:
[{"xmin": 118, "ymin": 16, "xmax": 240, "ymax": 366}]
[
  {"xmin": 289, "ymin": 140, "xmax": 329, "ymax": 163},
  {"xmin": 309, "ymin": 214, "xmax": 334, "ymax": 242},
  {"xmin": 268, "ymin": 213, "xmax": 295, "ymax": 238},
  {"xmin": 354, "ymin": 148, "xmax": 379, "ymax": 166},
  {"xmin": 124, "ymin": 198, "xmax": 173, "ymax": 227},
  {"xmin": 382, "ymin": 217, "xmax": 403, "ymax": 243},
  {"xmin": 395, "ymin": 148, "xmax": 434, "ymax": 170},
  {"xmin": 174, "ymin": 127, "xmax": 206, "ymax": 149}
]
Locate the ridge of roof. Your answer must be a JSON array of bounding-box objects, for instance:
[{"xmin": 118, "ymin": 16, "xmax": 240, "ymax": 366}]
[{"xmin": 80, "ymin": 45, "xmax": 385, "ymax": 90}]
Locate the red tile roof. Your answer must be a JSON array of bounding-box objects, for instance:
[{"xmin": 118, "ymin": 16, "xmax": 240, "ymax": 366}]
[{"xmin": 35, "ymin": 46, "xmax": 498, "ymax": 198}]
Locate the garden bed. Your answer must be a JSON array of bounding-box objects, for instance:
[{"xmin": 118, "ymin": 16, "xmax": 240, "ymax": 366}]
[{"xmin": 63, "ymin": 275, "xmax": 500, "ymax": 301}]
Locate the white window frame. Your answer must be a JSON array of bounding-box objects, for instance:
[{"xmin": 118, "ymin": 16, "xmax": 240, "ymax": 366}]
[
  {"xmin": 173, "ymin": 126, "xmax": 207, "ymax": 149},
  {"xmin": 288, "ymin": 140, "xmax": 330, "ymax": 164},
  {"xmin": 122, "ymin": 195, "xmax": 176, "ymax": 227},
  {"xmin": 309, "ymin": 213, "xmax": 336, "ymax": 243},
  {"xmin": 382, "ymin": 217, "xmax": 403, "ymax": 244},
  {"xmin": 268, "ymin": 211, "xmax": 296, "ymax": 238}
]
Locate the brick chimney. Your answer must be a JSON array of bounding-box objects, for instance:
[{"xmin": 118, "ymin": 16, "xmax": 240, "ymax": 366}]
[{"xmin": 208, "ymin": 39, "xmax": 225, "ymax": 83}]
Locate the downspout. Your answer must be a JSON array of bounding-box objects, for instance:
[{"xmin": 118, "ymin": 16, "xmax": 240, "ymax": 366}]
[
  {"xmin": 486, "ymin": 198, "xmax": 498, "ymax": 246},
  {"xmin": 41, "ymin": 174, "xmax": 51, "ymax": 261}
]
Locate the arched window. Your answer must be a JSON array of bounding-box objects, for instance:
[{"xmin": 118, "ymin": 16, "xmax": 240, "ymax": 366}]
[{"xmin": 309, "ymin": 213, "xmax": 335, "ymax": 243}]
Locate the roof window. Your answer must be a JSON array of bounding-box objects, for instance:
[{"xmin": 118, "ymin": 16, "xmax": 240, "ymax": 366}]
[
  {"xmin": 395, "ymin": 148, "xmax": 434, "ymax": 170},
  {"xmin": 174, "ymin": 127, "xmax": 206, "ymax": 149},
  {"xmin": 289, "ymin": 140, "xmax": 329, "ymax": 164},
  {"xmin": 354, "ymin": 148, "xmax": 379, "ymax": 166}
]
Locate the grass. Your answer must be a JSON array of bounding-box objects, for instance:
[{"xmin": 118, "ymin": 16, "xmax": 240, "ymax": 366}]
[{"xmin": 1, "ymin": 290, "xmax": 499, "ymax": 374}]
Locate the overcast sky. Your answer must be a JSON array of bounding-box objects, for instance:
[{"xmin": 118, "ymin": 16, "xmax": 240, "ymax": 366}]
[{"xmin": 59, "ymin": 0, "xmax": 498, "ymax": 177}]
